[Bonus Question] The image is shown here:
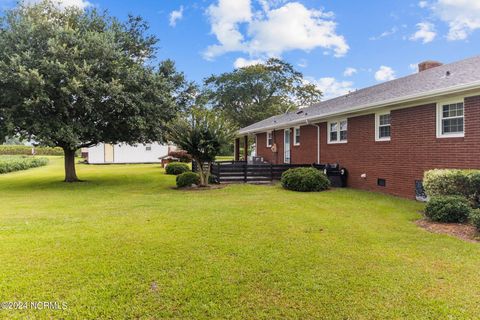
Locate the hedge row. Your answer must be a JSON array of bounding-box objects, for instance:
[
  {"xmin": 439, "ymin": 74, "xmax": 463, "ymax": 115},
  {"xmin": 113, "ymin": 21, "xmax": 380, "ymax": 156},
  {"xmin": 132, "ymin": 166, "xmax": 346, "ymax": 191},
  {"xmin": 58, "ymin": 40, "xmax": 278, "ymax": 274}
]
[
  {"xmin": 0, "ymin": 156, "xmax": 49, "ymax": 174},
  {"xmin": 423, "ymin": 169, "xmax": 480, "ymax": 202},
  {"xmin": 0, "ymin": 145, "xmax": 64, "ymax": 156},
  {"xmin": 423, "ymin": 169, "xmax": 480, "ymax": 229}
]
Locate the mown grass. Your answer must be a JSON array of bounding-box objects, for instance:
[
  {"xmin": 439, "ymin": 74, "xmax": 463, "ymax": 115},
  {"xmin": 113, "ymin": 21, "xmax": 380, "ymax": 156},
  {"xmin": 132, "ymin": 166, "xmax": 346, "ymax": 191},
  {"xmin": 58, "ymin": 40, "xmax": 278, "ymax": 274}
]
[{"xmin": 0, "ymin": 158, "xmax": 479, "ymax": 319}]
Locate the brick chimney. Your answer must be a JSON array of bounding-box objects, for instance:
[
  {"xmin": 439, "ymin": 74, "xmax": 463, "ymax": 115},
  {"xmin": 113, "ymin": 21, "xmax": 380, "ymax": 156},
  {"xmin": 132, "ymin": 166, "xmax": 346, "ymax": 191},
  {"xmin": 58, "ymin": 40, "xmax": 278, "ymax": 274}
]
[{"xmin": 418, "ymin": 60, "xmax": 443, "ymax": 72}]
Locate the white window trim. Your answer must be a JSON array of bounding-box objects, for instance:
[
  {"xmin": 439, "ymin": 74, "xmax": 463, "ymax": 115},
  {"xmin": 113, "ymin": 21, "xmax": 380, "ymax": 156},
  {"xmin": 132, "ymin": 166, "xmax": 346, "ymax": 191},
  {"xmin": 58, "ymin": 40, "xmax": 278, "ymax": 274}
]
[
  {"xmin": 327, "ymin": 119, "xmax": 348, "ymax": 144},
  {"xmin": 293, "ymin": 127, "xmax": 300, "ymax": 146},
  {"xmin": 375, "ymin": 111, "xmax": 391, "ymax": 142},
  {"xmin": 266, "ymin": 131, "xmax": 273, "ymax": 147},
  {"xmin": 436, "ymin": 98, "xmax": 465, "ymax": 138}
]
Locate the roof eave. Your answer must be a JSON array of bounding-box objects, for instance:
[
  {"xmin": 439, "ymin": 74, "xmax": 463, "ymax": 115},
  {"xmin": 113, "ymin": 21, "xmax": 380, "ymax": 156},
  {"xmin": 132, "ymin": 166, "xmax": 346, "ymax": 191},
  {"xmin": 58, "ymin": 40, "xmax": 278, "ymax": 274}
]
[{"xmin": 237, "ymin": 81, "xmax": 480, "ymax": 136}]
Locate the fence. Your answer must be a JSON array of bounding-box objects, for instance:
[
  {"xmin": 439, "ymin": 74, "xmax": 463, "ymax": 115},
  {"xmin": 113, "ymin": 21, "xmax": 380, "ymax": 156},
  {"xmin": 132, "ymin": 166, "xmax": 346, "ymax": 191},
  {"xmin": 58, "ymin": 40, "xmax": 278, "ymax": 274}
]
[{"xmin": 204, "ymin": 161, "xmax": 347, "ymax": 187}]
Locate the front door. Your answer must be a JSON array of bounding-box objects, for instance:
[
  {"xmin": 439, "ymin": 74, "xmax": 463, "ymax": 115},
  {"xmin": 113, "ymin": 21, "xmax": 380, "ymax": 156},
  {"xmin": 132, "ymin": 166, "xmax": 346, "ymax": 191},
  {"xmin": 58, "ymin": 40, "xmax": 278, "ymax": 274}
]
[
  {"xmin": 104, "ymin": 144, "xmax": 114, "ymax": 163},
  {"xmin": 284, "ymin": 129, "xmax": 291, "ymax": 164}
]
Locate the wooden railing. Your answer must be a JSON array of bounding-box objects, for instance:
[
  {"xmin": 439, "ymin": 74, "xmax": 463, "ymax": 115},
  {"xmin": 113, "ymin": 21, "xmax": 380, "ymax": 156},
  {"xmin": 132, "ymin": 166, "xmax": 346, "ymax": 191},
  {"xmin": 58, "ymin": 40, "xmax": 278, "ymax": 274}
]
[{"xmin": 206, "ymin": 161, "xmax": 347, "ymax": 187}]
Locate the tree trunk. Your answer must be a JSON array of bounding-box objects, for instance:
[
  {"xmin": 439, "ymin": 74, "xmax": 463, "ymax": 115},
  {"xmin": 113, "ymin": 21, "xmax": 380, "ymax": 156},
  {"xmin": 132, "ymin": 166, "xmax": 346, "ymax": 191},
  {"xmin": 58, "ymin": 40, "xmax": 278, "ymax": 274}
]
[
  {"xmin": 63, "ymin": 148, "xmax": 79, "ymax": 182},
  {"xmin": 196, "ymin": 159, "xmax": 207, "ymax": 186}
]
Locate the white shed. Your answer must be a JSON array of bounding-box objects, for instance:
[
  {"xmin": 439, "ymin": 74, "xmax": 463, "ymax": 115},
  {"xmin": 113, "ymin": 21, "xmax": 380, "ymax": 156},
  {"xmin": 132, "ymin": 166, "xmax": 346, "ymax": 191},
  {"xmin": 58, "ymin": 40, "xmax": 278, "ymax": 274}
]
[{"xmin": 87, "ymin": 143, "xmax": 170, "ymax": 164}]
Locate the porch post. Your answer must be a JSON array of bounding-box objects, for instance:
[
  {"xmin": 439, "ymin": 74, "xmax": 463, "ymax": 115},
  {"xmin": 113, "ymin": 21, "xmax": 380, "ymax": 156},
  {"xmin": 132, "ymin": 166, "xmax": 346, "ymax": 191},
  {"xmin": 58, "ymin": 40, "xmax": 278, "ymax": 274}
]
[
  {"xmin": 234, "ymin": 138, "xmax": 240, "ymax": 161},
  {"xmin": 243, "ymin": 135, "xmax": 248, "ymax": 161}
]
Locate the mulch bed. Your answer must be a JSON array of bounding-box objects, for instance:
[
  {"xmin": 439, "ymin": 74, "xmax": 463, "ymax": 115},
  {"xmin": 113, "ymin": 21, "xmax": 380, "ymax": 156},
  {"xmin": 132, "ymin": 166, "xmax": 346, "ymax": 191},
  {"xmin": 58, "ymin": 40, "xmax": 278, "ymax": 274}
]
[{"xmin": 416, "ymin": 218, "xmax": 479, "ymax": 243}]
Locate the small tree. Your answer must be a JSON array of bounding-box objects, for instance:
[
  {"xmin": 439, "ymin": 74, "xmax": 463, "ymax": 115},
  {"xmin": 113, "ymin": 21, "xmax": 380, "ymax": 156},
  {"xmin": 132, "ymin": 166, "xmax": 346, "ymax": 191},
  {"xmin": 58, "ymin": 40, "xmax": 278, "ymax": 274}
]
[
  {"xmin": 167, "ymin": 108, "xmax": 235, "ymax": 186},
  {"xmin": 0, "ymin": 1, "xmax": 193, "ymax": 181}
]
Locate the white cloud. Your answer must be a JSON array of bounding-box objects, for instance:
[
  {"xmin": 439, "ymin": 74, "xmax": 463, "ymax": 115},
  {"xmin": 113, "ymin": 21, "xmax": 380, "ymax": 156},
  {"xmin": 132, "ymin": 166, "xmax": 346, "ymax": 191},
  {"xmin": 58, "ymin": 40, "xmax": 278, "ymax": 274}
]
[
  {"xmin": 307, "ymin": 77, "xmax": 354, "ymax": 100},
  {"xmin": 409, "ymin": 63, "xmax": 419, "ymax": 73},
  {"xmin": 297, "ymin": 59, "xmax": 308, "ymax": 68},
  {"xmin": 233, "ymin": 57, "xmax": 264, "ymax": 68},
  {"xmin": 410, "ymin": 22, "xmax": 436, "ymax": 43},
  {"xmin": 375, "ymin": 66, "xmax": 396, "ymax": 82},
  {"xmin": 204, "ymin": 1, "xmax": 349, "ymax": 60},
  {"xmin": 343, "ymin": 67, "xmax": 357, "ymax": 77},
  {"xmin": 418, "ymin": 1, "xmax": 428, "ymax": 8},
  {"xmin": 169, "ymin": 6, "xmax": 184, "ymax": 27},
  {"xmin": 24, "ymin": 0, "xmax": 91, "ymax": 9},
  {"xmin": 424, "ymin": 0, "xmax": 480, "ymax": 40},
  {"xmin": 369, "ymin": 26, "xmax": 398, "ymax": 40},
  {"xmin": 204, "ymin": 0, "xmax": 253, "ymax": 60}
]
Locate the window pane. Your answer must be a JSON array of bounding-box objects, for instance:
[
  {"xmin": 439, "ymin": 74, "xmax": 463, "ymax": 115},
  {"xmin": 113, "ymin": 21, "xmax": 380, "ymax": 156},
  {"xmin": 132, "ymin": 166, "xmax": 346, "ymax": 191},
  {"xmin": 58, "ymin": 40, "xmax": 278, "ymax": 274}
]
[
  {"xmin": 379, "ymin": 126, "xmax": 391, "ymax": 138},
  {"xmin": 443, "ymin": 103, "xmax": 464, "ymax": 118},
  {"xmin": 330, "ymin": 131, "xmax": 338, "ymax": 142},
  {"xmin": 442, "ymin": 118, "xmax": 464, "ymax": 134},
  {"xmin": 379, "ymin": 114, "xmax": 391, "ymax": 126},
  {"xmin": 340, "ymin": 130, "xmax": 347, "ymax": 141},
  {"xmin": 330, "ymin": 122, "xmax": 338, "ymax": 132},
  {"xmin": 340, "ymin": 120, "xmax": 347, "ymax": 131},
  {"xmin": 295, "ymin": 128, "xmax": 300, "ymax": 144}
]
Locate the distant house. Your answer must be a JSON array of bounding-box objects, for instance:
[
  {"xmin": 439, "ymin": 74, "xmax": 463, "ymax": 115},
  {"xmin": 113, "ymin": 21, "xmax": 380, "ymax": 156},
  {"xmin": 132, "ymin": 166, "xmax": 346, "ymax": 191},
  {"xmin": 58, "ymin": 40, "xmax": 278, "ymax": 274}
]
[
  {"xmin": 236, "ymin": 56, "xmax": 480, "ymax": 199},
  {"xmin": 87, "ymin": 143, "xmax": 171, "ymax": 164}
]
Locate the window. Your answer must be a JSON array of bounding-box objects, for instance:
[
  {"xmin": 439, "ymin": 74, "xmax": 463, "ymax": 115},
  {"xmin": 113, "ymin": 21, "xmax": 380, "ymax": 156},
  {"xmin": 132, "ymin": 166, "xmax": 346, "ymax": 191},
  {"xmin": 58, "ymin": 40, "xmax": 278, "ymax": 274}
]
[
  {"xmin": 437, "ymin": 100, "xmax": 464, "ymax": 138},
  {"xmin": 376, "ymin": 112, "xmax": 391, "ymax": 141},
  {"xmin": 145, "ymin": 144, "xmax": 152, "ymax": 151},
  {"xmin": 266, "ymin": 131, "xmax": 273, "ymax": 147},
  {"xmin": 294, "ymin": 127, "xmax": 300, "ymax": 146},
  {"xmin": 328, "ymin": 119, "xmax": 348, "ymax": 143}
]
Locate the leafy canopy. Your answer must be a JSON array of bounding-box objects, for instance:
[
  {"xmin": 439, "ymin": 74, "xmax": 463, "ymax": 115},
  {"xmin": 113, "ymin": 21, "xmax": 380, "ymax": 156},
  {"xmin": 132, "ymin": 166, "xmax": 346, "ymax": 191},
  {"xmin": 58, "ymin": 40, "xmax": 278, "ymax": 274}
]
[
  {"xmin": 0, "ymin": 0, "xmax": 192, "ymax": 150},
  {"xmin": 203, "ymin": 58, "xmax": 322, "ymax": 128},
  {"xmin": 0, "ymin": 1, "xmax": 193, "ymax": 181}
]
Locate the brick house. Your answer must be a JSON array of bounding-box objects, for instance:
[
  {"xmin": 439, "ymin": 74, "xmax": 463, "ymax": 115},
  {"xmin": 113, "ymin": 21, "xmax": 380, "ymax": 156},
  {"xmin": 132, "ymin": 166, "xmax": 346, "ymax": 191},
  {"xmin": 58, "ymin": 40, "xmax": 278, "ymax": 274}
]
[{"xmin": 235, "ymin": 56, "xmax": 480, "ymax": 199}]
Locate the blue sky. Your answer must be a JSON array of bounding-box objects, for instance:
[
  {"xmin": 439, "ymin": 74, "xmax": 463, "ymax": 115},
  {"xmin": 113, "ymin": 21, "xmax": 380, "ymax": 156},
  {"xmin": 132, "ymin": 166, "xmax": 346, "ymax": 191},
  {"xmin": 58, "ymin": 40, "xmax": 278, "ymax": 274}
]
[{"xmin": 2, "ymin": 0, "xmax": 480, "ymax": 99}]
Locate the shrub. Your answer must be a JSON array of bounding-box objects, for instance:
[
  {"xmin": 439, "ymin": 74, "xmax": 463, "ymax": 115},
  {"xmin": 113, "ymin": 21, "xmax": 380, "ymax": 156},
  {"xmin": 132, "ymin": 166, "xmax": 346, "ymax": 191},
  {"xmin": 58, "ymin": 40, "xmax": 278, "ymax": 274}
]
[
  {"xmin": 168, "ymin": 150, "xmax": 192, "ymax": 163},
  {"xmin": 165, "ymin": 162, "xmax": 190, "ymax": 175},
  {"xmin": 0, "ymin": 156, "xmax": 49, "ymax": 174},
  {"xmin": 423, "ymin": 169, "xmax": 473, "ymax": 198},
  {"xmin": 470, "ymin": 209, "xmax": 480, "ymax": 230},
  {"xmin": 424, "ymin": 196, "xmax": 471, "ymax": 223},
  {"xmin": 176, "ymin": 172, "xmax": 200, "ymax": 188},
  {"xmin": 0, "ymin": 145, "xmax": 63, "ymax": 156},
  {"xmin": 281, "ymin": 167, "xmax": 330, "ymax": 192}
]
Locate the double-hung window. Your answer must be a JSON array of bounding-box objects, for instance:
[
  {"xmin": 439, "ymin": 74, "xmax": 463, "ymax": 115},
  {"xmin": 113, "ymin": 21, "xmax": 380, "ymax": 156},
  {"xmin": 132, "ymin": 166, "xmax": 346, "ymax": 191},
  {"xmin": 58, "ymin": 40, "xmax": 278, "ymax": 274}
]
[
  {"xmin": 437, "ymin": 101, "xmax": 464, "ymax": 138},
  {"xmin": 266, "ymin": 131, "xmax": 273, "ymax": 147},
  {"xmin": 376, "ymin": 112, "xmax": 391, "ymax": 141},
  {"xmin": 328, "ymin": 119, "xmax": 348, "ymax": 144},
  {"xmin": 293, "ymin": 127, "xmax": 300, "ymax": 146}
]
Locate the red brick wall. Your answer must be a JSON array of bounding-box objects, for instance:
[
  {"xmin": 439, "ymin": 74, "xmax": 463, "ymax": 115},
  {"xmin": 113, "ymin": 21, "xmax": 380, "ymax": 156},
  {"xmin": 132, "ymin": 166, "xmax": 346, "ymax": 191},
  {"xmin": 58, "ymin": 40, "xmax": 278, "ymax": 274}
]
[{"xmin": 255, "ymin": 95, "xmax": 480, "ymax": 198}]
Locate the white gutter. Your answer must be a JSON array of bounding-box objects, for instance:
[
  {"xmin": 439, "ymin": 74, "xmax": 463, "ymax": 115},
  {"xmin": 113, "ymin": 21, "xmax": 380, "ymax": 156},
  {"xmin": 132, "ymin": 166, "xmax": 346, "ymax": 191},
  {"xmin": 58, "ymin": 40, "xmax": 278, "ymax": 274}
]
[
  {"xmin": 306, "ymin": 120, "xmax": 320, "ymax": 164},
  {"xmin": 238, "ymin": 80, "xmax": 480, "ymax": 136}
]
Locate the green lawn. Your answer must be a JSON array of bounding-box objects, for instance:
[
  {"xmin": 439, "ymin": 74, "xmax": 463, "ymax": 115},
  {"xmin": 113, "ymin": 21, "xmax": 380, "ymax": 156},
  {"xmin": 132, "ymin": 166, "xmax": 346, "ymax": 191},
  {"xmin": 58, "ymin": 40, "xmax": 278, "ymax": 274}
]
[{"xmin": 0, "ymin": 158, "xmax": 479, "ymax": 319}]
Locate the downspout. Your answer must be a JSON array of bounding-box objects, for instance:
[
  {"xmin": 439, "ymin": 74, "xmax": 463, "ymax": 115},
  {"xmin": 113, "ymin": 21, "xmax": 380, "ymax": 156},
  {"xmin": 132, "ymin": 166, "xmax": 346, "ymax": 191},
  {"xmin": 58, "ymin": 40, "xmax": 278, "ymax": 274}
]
[{"xmin": 306, "ymin": 120, "xmax": 320, "ymax": 164}]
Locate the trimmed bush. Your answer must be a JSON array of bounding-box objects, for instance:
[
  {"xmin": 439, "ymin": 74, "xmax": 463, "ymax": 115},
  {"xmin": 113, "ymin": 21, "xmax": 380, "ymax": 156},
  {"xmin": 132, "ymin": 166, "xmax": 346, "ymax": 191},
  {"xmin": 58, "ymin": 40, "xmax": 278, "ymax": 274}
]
[
  {"xmin": 165, "ymin": 162, "xmax": 190, "ymax": 175},
  {"xmin": 281, "ymin": 167, "xmax": 330, "ymax": 192},
  {"xmin": 423, "ymin": 169, "xmax": 473, "ymax": 198},
  {"xmin": 0, "ymin": 145, "xmax": 63, "ymax": 156},
  {"xmin": 176, "ymin": 172, "xmax": 200, "ymax": 188},
  {"xmin": 470, "ymin": 209, "xmax": 480, "ymax": 231},
  {"xmin": 0, "ymin": 156, "xmax": 49, "ymax": 174},
  {"xmin": 424, "ymin": 196, "xmax": 471, "ymax": 223}
]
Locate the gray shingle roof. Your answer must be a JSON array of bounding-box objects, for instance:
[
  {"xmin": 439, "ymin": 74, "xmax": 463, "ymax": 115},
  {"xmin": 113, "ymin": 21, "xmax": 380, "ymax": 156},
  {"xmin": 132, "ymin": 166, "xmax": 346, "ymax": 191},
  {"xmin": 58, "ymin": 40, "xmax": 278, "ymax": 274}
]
[{"xmin": 238, "ymin": 55, "xmax": 480, "ymax": 135}]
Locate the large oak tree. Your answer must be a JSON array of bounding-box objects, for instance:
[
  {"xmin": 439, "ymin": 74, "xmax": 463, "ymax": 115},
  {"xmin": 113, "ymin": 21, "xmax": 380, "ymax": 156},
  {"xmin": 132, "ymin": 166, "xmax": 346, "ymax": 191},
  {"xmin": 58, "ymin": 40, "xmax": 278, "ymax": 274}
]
[
  {"xmin": 203, "ymin": 58, "xmax": 323, "ymax": 128},
  {"xmin": 0, "ymin": 1, "xmax": 193, "ymax": 181}
]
